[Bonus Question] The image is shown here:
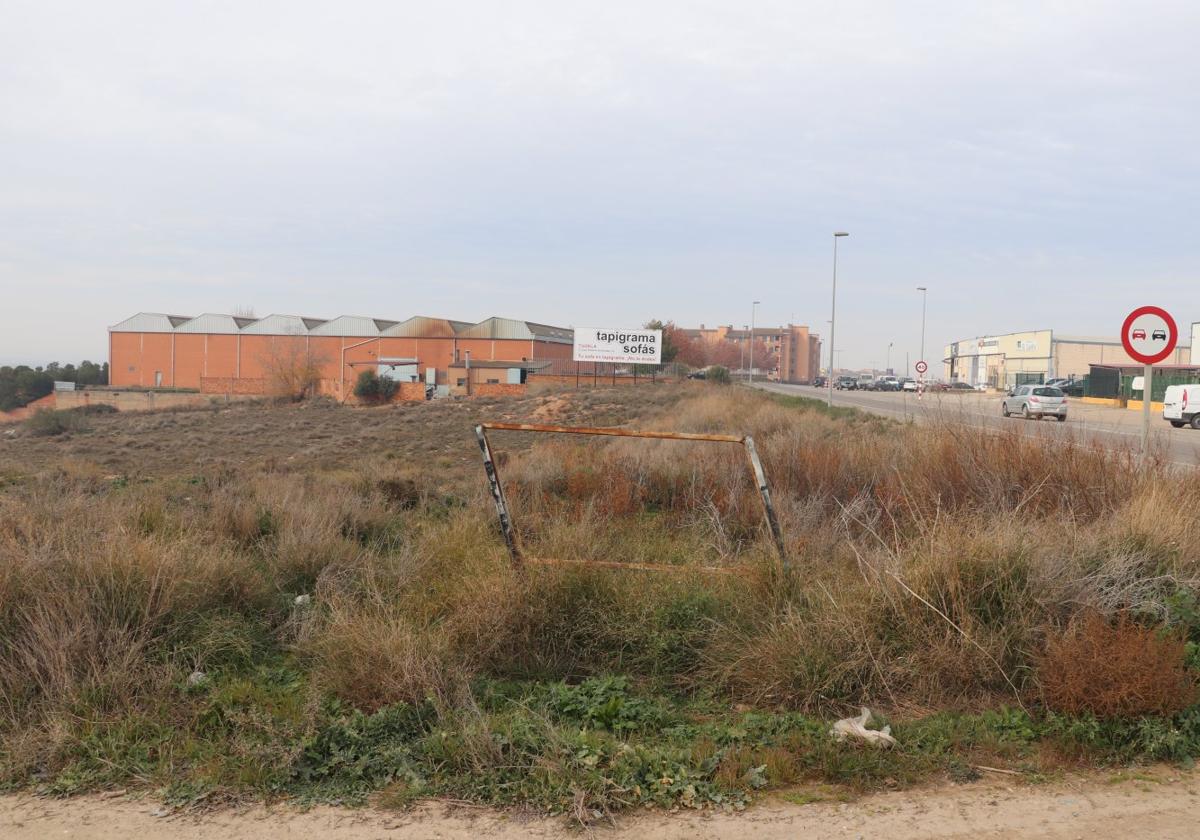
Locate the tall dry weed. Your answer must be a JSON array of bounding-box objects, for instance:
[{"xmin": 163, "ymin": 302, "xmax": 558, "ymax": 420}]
[{"xmin": 3, "ymin": 381, "xmax": 1200, "ymax": 787}]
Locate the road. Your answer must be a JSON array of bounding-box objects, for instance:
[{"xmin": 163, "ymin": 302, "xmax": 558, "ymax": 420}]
[
  {"xmin": 4, "ymin": 768, "xmax": 1198, "ymax": 838},
  {"xmin": 755, "ymin": 382, "xmax": 1200, "ymax": 467}
]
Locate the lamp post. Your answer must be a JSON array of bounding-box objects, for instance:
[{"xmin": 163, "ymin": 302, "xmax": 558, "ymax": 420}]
[
  {"xmin": 828, "ymin": 232, "xmax": 849, "ymax": 406},
  {"xmin": 916, "ymin": 286, "xmax": 927, "ymax": 376},
  {"xmin": 887, "ymin": 341, "xmax": 893, "ymax": 377},
  {"xmin": 748, "ymin": 301, "xmax": 760, "ymax": 384}
]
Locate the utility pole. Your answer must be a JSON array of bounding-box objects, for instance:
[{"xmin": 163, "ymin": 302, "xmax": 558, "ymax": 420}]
[
  {"xmin": 749, "ymin": 301, "xmax": 760, "ymax": 384},
  {"xmin": 917, "ymin": 286, "xmax": 928, "ymax": 372},
  {"xmin": 828, "ymin": 232, "xmax": 849, "ymax": 406}
]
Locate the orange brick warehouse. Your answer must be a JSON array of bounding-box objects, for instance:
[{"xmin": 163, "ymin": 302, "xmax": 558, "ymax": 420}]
[{"xmin": 107, "ymin": 313, "xmax": 580, "ymax": 400}]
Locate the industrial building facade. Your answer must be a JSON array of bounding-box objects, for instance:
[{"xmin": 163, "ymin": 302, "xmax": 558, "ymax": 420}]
[
  {"xmin": 944, "ymin": 329, "xmax": 1191, "ymax": 389},
  {"xmin": 681, "ymin": 324, "xmax": 821, "ymax": 384},
  {"xmin": 109, "ymin": 312, "xmax": 576, "ymax": 400}
]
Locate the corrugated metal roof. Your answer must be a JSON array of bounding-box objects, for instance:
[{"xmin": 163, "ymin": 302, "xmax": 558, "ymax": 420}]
[
  {"xmin": 175, "ymin": 313, "xmax": 250, "ymax": 334},
  {"xmin": 308, "ymin": 315, "xmax": 388, "ymax": 337},
  {"xmin": 240, "ymin": 314, "xmax": 320, "ymax": 335},
  {"xmin": 455, "ymin": 317, "xmax": 533, "ymax": 340},
  {"xmin": 456, "ymin": 317, "xmax": 571, "ymax": 343},
  {"xmin": 524, "ymin": 322, "xmax": 574, "ymax": 343},
  {"xmin": 109, "ymin": 311, "xmax": 573, "ymax": 342},
  {"xmin": 382, "ymin": 316, "xmax": 470, "ymax": 338},
  {"xmin": 110, "ymin": 312, "xmax": 194, "ymax": 333}
]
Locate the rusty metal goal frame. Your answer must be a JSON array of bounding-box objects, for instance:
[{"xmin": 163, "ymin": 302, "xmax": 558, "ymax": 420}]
[{"xmin": 474, "ymin": 421, "xmax": 786, "ymax": 572}]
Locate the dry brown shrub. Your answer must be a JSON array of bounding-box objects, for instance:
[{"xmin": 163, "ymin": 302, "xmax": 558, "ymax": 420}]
[
  {"xmin": 701, "ymin": 602, "xmax": 881, "ymax": 711},
  {"xmin": 258, "ymin": 334, "xmax": 329, "ymax": 401},
  {"xmin": 1039, "ymin": 612, "xmax": 1197, "ymax": 718},
  {"xmin": 376, "ymin": 477, "xmax": 420, "ymax": 510}
]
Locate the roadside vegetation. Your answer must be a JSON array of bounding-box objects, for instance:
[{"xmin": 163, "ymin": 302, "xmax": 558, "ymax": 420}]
[{"xmin": 1, "ymin": 385, "xmax": 1199, "ymax": 821}]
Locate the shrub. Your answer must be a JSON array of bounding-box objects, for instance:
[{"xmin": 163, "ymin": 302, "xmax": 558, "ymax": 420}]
[
  {"xmin": 376, "ymin": 478, "xmax": 421, "ymax": 510},
  {"xmin": 353, "ymin": 370, "xmax": 398, "ymax": 404},
  {"xmin": 259, "ymin": 336, "xmax": 328, "ymax": 401},
  {"xmin": 707, "ymin": 365, "xmax": 731, "ymax": 384},
  {"xmin": 1039, "ymin": 612, "xmax": 1198, "ymax": 718},
  {"xmin": 24, "ymin": 408, "xmax": 88, "ymax": 437}
]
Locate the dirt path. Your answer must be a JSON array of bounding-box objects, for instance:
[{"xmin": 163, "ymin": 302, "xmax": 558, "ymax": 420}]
[{"xmin": 4, "ymin": 769, "xmax": 1198, "ymax": 839}]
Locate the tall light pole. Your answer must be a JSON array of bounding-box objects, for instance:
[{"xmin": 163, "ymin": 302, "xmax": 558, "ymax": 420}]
[
  {"xmin": 748, "ymin": 301, "xmax": 760, "ymax": 384},
  {"xmin": 828, "ymin": 232, "xmax": 849, "ymax": 406},
  {"xmin": 916, "ymin": 286, "xmax": 928, "ymax": 376},
  {"xmin": 887, "ymin": 341, "xmax": 893, "ymax": 376}
]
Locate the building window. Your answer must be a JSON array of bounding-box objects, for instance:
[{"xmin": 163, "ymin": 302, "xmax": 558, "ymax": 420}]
[
  {"xmin": 456, "ymin": 378, "xmax": 466, "ymax": 387},
  {"xmin": 486, "ymin": 378, "xmax": 500, "ymax": 384}
]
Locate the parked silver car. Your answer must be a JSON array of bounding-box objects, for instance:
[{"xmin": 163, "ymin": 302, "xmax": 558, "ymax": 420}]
[{"xmin": 1002, "ymin": 385, "xmax": 1067, "ymax": 421}]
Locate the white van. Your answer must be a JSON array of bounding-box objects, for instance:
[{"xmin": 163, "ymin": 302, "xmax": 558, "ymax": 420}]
[{"xmin": 1163, "ymin": 385, "xmax": 1200, "ymax": 429}]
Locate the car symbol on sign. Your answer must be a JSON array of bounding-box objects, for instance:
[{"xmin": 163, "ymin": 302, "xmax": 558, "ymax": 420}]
[
  {"xmin": 1131, "ymin": 329, "xmax": 1146, "ymax": 340},
  {"xmin": 1152, "ymin": 329, "xmax": 1167, "ymax": 341}
]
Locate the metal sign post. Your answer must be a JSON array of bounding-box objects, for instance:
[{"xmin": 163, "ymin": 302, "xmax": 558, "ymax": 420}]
[
  {"xmin": 1142, "ymin": 363, "xmax": 1152, "ymax": 460},
  {"xmin": 1120, "ymin": 305, "xmax": 1178, "ymax": 463}
]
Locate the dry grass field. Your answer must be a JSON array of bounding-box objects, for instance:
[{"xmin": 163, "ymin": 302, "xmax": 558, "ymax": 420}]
[
  {"xmin": 0, "ymin": 387, "xmax": 684, "ymax": 479},
  {"xmin": 2, "ymin": 382, "xmax": 1200, "ymax": 821}
]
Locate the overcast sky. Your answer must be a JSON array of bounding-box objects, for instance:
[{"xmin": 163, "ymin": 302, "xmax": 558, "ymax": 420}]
[{"xmin": 2, "ymin": 1, "xmax": 1198, "ymax": 370}]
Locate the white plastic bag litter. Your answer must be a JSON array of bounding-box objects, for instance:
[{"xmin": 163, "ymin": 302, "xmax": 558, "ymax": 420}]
[{"xmin": 830, "ymin": 707, "xmax": 897, "ymax": 748}]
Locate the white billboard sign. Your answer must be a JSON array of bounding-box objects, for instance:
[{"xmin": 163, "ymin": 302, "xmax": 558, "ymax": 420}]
[{"xmin": 573, "ymin": 328, "xmax": 662, "ymax": 364}]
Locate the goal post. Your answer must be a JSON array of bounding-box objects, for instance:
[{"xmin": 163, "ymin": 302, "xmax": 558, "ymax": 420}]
[{"xmin": 473, "ymin": 421, "xmax": 787, "ymax": 572}]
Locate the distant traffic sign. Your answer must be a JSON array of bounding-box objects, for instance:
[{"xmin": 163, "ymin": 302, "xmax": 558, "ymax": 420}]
[
  {"xmin": 1121, "ymin": 306, "xmax": 1177, "ymax": 365},
  {"xmin": 915, "ymin": 360, "xmax": 928, "ymax": 375}
]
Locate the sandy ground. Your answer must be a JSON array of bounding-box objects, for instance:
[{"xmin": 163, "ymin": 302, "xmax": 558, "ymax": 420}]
[{"xmin": 3, "ymin": 769, "xmax": 1198, "ymax": 840}]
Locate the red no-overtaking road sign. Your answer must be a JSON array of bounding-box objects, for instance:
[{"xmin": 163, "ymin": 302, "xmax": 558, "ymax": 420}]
[
  {"xmin": 915, "ymin": 360, "xmax": 928, "ymax": 375},
  {"xmin": 1121, "ymin": 306, "xmax": 1177, "ymax": 365}
]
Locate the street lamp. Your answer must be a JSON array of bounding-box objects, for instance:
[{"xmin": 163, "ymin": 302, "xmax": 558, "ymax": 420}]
[
  {"xmin": 887, "ymin": 341, "xmax": 893, "ymax": 376},
  {"xmin": 828, "ymin": 232, "xmax": 849, "ymax": 406},
  {"xmin": 916, "ymin": 286, "xmax": 927, "ymax": 377},
  {"xmin": 748, "ymin": 301, "xmax": 760, "ymax": 384}
]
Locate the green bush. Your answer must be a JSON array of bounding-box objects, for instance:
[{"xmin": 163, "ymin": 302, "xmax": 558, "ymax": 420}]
[
  {"xmin": 707, "ymin": 365, "xmax": 731, "ymax": 384},
  {"xmin": 353, "ymin": 370, "xmax": 399, "ymax": 404}
]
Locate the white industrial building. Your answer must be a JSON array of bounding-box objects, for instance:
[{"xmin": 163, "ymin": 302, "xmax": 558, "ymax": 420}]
[{"xmin": 944, "ymin": 329, "xmax": 1191, "ymax": 390}]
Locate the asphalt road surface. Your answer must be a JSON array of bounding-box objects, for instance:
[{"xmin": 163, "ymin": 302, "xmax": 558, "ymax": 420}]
[{"xmin": 754, "ymin": 382, "xmax": 1200, "ymax": 468}]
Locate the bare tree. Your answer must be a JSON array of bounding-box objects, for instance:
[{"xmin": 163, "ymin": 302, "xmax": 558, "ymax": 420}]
[{"xmin": 259, "ymin": 334, "xmax": 328, "ymax": 401}]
